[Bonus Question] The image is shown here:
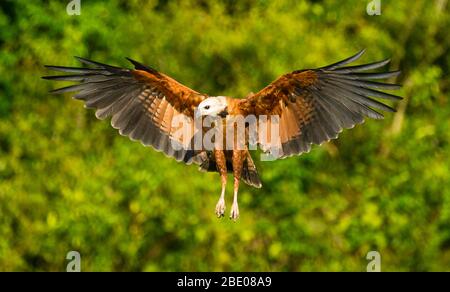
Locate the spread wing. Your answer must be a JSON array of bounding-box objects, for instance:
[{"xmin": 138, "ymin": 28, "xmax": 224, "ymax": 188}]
[
  {"xmin": 239, "ymin": 49, "xmax": 402, "ymax": 159},
  {"xmin": 43, "ymin": 57, "xmax": 207, "ymax": 164}
]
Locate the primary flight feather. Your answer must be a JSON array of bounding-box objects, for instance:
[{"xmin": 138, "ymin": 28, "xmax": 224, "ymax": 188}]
[{"xmin": 43, "ymin": 50, "xmax": 402, "ymax": 220}]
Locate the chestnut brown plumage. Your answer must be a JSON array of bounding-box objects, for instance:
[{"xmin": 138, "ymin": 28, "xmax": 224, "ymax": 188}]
[{"xmin": 43, "ymin": 50, "xmax": 402, "ymax": 220}]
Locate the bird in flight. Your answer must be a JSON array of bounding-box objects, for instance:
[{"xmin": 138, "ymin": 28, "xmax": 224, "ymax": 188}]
[{"xmin": 43, "ymin": 49, "xmax": 402, "ymax": 220}]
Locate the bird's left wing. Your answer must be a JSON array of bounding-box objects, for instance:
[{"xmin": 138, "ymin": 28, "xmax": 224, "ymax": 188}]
[
  {"xmin": 239, "ymin": 50, "xmax": 402, "ymax": 159},
  {"xmin": 43, "ymin": 57, "xmax": 207, "ymax": 163}
]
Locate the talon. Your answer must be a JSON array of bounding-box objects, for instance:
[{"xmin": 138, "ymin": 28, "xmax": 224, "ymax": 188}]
[
  {"xmin": 215, "ymin": 198, "xmax": 226, "ymax": 218},
  {"xmin": 230, "ymin": 202, "xmax": 239, "ymax": 221}
]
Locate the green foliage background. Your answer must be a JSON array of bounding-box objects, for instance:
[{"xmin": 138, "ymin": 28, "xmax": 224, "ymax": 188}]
[{"xmin": 0, "ymin": 0, "xmax": 449, "ymax": 271}]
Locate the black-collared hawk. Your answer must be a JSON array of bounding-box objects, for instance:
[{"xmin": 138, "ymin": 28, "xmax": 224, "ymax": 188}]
[{"xmin": 43, "ymin": 50, "xmax": 402, "ymax": 220}]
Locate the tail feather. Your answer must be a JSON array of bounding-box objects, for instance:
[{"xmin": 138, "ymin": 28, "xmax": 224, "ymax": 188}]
[
  {"xmin": 242, "ymin": 154, "xmax": 262, "ymax": 188},
  {"xmin": 197, "ymin": 151, "xmax": 262, "ymax": 188}
]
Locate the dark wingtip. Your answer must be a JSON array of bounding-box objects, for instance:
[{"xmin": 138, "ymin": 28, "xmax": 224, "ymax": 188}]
[
  {"xmin": 320, "ymin": 49, "xmax": 367, "ymax": 70},
  {"xmin": 74, "ymin": 56, "xmax": 123, "ymax": 70},
  {"xmin": 126, "ymin": 57, "xmax": 159, "ymax": 75},
  {"xmin": 349, "ymin": 49, "xmax": 366, "ymax": 60},
  {"xmin": 49, "ymin": 89, "xmax": 62, "ymax": 94},
  {"xmin": 351, "ymin": 48, "xmax": 366, "ymax": 60},
  {"xmin": 74, "ymin": 56, "xmax": 98, "ymax": 66},
  {"xmin": 41, "ymin": 75, "xmax": 59, "ymax": 80},
  {"xmin": 125, "ymin": 57, "xmax": 140, "ymax": 67},
  {"xmin": 43, "ymin": 65, "xmax": 63, "ymax": 71},
  {"xmin": 73, "ymin": 56, "xmax": 85, "ymax": 62},
  {"xmin": 385, "ymin": 70, "xmax": 402, "ymax": 80}
]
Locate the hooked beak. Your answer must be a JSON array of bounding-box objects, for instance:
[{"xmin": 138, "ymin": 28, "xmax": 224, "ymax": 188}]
[{"xmin": 218, "ymin": 107, "xmax": 228, "ymax": 118}]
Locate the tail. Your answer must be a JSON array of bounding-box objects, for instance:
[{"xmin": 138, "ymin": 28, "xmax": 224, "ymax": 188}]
[
  {"xmin": 241, "ymin": 153, "xmax": 262, "ymax": 188},
  {"xmin": 198, "ymin": 151, "xmax": 262, "ymax": 188}
]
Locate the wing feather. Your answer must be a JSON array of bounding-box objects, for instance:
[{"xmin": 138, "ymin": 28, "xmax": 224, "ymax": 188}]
[
  {"xmin": 43, "ymin": 57, "xmax": 207, "ymax": 165},
  {"xmin": 240, "ymin": 50, "xmax": 402, "ymax": 159}
]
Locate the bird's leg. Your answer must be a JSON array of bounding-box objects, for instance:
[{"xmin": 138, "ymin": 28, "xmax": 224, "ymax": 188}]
[
  {"xmin": 214, "ymin": 150, "xmax": 227, "ymax": 217},
  {"xmin": 215, "ymin": 172, "xmax": 227, "ymax": 217},
  {"xmin": 230, "ymin": 150, "xmax": 245, "ymax": 221},
  {"xmin": 230, "ymin": 176, "xmax": 240, "ymax": 221}
]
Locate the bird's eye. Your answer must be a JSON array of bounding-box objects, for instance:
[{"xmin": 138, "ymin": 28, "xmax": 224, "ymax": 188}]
[{"xmin": 204, "ymin": 105, "xmax": 210, "ymax": 110}]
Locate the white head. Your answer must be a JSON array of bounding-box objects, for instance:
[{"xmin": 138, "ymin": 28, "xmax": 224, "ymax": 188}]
[{"xmin": 195, "ymin": 96, "xmax": 228, "ymax": 119}]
